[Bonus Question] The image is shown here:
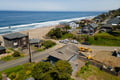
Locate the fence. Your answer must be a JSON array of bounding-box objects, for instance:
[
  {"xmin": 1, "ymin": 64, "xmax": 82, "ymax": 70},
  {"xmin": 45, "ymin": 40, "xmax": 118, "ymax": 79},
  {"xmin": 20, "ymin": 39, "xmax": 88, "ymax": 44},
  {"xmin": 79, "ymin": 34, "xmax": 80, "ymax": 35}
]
[{"xmin": 78, "ymin": 55, "xmax": 120, "ymax": 76}]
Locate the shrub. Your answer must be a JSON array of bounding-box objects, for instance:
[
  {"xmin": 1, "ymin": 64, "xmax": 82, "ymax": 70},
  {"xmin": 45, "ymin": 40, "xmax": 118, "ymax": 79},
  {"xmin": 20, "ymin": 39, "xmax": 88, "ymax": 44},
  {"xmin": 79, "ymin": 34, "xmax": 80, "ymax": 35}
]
[
  {"xmin": 42, "ymin": 40, "xmax": 56, "ymax": 49},
  {"xmin": 12, "ymin": 51, "xmax": 21, "ymax": 57},
  {"xmin": 9, "ymin": 72, "xmax": 16, "ymax": 80},
  {"xmin": 47, "ymin": 28, "xmax": 63, "ymax": 39},
  {"xmin": 1, "ymin": 56, "xmax": 12, "ymax": 61}
]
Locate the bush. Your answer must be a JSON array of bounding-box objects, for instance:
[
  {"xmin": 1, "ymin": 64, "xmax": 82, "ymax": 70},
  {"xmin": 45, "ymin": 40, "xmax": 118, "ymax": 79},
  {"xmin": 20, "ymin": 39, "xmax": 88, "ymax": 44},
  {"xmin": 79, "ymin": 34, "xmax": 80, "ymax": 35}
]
[
  {"xmin": 12, "ymin": 51, "xmax": 21, "ymax": 57},
  {"xmin": 42, "ymin": 40, "xmax": 56, "ymax": 49},
  {"xmin": 47, "ymin": 28, "xmax": 63, "ymax": 39},
  {"xmin": 9, "ymin": 72, "xmax": 16, "ymax": 80},
  {"xmin": 1, "ymin": 56, "xmax": 12, "ymax": 61}
]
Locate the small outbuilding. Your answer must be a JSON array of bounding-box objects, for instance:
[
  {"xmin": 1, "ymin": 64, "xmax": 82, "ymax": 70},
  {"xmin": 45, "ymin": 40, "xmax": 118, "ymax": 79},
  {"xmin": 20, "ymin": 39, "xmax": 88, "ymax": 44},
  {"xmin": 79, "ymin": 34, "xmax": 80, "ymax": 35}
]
[
  {"xmin": 29, "ymin": 38, "xmax": 40, "ymax": 45},
  {"xmin": 3, "ymin": 32, "xmax": 28, "ymax": 48},
  {"xmin": 0, "ymin": 46, "xmax": 6, "ymax": 54}
]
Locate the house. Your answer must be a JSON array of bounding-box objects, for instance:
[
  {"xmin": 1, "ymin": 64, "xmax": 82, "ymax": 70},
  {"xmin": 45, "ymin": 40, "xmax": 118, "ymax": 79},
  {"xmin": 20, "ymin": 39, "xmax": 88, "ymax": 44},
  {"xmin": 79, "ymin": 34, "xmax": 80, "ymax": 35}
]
[
  {"xmin": 68, "ymin": 21, "xmax": 79, "ymax": 29},
  {"xmin": 3, "ymin": 32, "xmax": 28, "ymax": 48},
  {"xmin": 100, "ymin": 24, "xmax": 113, "ymax": 32},
  {"xmin": 47, "ymin": 44, "xmax": 79, "ymax": 72},
  {"xmin": 107, "ymin": 16, "xmax": 120, "ymax": 25},
  {"xmin": 0, "ymin": 46, "xmax": 6, "ymax": 54},
  {"xmin": 81, "ymin": 23, "xmax": 98, "ymax": 34},
  {"xmin": 94, "ymin": 17, "xmax": 102, "ymax": 23}
]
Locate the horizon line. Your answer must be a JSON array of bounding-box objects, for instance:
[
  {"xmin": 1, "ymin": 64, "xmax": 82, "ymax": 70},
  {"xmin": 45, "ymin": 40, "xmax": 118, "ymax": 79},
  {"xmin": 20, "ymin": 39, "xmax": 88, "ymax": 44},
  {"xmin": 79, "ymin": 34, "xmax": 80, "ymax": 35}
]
[{"xmin": 0, "ymin": 10, "xmax": 106, "ymax": 12}]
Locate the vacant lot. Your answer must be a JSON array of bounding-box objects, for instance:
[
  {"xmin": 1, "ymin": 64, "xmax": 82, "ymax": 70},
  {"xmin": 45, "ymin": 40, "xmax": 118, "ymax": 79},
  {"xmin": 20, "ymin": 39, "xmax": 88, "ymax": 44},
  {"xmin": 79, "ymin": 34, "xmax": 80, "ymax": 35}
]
[{"xmin": 93, "ymin": 50, "xmax": 120, "ymax": 67}]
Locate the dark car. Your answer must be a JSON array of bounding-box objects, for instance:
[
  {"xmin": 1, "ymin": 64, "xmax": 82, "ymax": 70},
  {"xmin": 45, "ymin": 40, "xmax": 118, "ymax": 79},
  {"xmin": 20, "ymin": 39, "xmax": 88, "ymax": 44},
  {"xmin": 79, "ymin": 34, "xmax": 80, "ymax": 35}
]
[{"xmin": 82, "ymin": 42, "xmax": 91, "ymax": 45}]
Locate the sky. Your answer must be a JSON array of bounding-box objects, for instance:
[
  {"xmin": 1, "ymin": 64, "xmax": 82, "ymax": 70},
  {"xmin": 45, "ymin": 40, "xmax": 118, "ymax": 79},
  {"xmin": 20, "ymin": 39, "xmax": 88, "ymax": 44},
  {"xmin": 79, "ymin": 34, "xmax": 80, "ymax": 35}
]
[{"xmin": 0, "ymin": 0, "xmax": 120, "ymax": 11}]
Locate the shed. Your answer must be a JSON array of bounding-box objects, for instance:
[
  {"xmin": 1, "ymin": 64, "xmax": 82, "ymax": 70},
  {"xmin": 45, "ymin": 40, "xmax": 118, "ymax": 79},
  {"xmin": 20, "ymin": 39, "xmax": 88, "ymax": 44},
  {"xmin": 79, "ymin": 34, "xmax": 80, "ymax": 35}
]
[
  {"xmin": 29, "ymin": 38, "xmax": 40, "ymax": 45},
  {"xmin": 3, "ymin": 32, "xmax": 28, "ymax": 48},
  {"xmin": 0, "ymin": 46, "xmax": 6, "ymax": 54}
]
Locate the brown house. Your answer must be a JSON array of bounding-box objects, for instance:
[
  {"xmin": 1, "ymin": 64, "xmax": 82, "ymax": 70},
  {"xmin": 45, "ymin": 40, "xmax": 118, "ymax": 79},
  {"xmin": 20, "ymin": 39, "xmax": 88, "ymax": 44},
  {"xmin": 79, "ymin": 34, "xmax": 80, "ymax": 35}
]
[
  {"xmin": 0, "ymin": 46, "xmax": 6, "ymax": 54},
  {"xmin": 3, "ymin": 32, "xmax": 28, "ymax": 48}
]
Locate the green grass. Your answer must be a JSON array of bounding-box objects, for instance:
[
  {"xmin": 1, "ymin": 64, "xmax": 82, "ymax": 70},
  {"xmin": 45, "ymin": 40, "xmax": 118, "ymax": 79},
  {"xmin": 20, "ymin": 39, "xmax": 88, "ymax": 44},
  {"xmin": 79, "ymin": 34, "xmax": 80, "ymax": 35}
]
[
  {"xmin": 36, "ymin": 48, "xmax": 44, "ymax": 52},
  {"xmin": 0, "ymin": 65, "xmax": 23, "ymax": 79},
  {"xmin": 77, "ymin": 65, "xmax": 120, "ymax": 80},
  {"xmin": 87, "ymin": 32, "xmax": 120, "ymax": 46},
  {"xmin": 61, "ymin": 33, "xmax": 76, "ymax": 39},
  {"xmin": 1, "ymin": 54, "xmax": 24, "ymax": 61}
]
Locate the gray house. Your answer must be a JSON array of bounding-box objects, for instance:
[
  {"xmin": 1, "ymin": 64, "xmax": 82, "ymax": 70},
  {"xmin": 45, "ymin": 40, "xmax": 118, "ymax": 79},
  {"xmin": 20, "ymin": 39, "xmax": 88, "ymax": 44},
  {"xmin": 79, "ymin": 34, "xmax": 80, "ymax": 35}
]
[
  {"xmin": 81, "ymin": 23, "xmax": 98, "ymax": 34},
  {"xmin": 47, "ymin": 44, "xmax": 79, "ymax": 72},
  {"xmin": 107, "ymin": 16, "xmax": 120, "ymax": 25},
  {"xmin": 3, "ymin": 32, "xmax": 28, "ymax": 48},
  {"xmin": 100, "ymin": 24, "xmax": 113, "ymax": 32}
]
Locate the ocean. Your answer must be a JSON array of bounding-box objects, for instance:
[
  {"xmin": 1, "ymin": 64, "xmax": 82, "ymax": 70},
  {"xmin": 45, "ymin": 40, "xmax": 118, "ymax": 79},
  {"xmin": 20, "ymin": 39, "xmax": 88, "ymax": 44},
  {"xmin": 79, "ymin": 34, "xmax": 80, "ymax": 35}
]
[{"xmin": 0, "ymin": 11, "xmax": 103, "ymax": 35}]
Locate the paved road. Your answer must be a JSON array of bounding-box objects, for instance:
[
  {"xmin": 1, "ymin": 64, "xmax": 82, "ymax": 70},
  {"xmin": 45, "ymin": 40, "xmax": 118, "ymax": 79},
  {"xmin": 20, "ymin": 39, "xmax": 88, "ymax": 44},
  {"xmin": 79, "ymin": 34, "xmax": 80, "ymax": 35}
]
[{"xmin": 0, "ymin": 44, "xmax": 62, "ymax": 71}]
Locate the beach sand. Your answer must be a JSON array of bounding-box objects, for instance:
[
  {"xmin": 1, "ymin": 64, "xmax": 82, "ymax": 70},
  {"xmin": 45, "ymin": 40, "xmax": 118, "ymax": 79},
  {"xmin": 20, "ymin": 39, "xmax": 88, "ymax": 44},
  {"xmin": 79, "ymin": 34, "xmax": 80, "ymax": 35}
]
[{"xmin": 0, "ymin": 26, "xmax": 55, "ymax": 46}]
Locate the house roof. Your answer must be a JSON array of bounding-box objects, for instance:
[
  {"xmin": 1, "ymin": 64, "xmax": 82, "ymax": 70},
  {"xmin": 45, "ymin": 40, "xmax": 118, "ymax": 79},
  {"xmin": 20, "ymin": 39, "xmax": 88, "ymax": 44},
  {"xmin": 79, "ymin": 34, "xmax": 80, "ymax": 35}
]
[
  {"xmin": 101, "ymin": 24, "xmax": 112, "ymax": 28},
  {"xmin": 89, "ymin": 23, "xmax": 98, "ymax": 28},
  {"xmin": 3, "ymin": 32, "xmax": 28, "ymax": 40},
  {"xmin": 107, "ymin": 17, "xmax": 120, "ymax": 24},
  {"xmin": 29, "ymin": 38, "xmax": 40, "ymax": 44},
  {"xmin": 0, "ymin": 46, "xmax": 5, "ymax": 50},
  {"xmin": 48, "ymin": 44, "xmax": 79, "ymax": 61}
]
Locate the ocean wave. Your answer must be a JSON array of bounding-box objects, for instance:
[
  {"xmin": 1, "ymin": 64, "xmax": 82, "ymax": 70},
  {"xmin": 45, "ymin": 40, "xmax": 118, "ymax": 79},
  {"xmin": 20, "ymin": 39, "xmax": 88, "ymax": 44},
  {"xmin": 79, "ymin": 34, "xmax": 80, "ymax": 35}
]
[{"xmin": 0, "ymin": 16, "xmax": 95, "ymax": 35}]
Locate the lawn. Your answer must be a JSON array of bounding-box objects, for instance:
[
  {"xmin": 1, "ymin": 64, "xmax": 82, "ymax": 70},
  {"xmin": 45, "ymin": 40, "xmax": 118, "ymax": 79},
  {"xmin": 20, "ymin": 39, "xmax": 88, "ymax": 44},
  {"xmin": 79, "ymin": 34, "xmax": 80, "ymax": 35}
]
[
  {"xmin": 0, "ymin": 65, "xmax": 23, "ymax": 79},
  {"xmin": 87, "ymin": 32, "xmax": 120, "ymax": 46},
  {"xmin": 77, "ymin": 65, "xmax": 120, "ymax": 80},
  {"xmin": 1, "ymin": 54, "xmax": 24, "ymax": 61}
]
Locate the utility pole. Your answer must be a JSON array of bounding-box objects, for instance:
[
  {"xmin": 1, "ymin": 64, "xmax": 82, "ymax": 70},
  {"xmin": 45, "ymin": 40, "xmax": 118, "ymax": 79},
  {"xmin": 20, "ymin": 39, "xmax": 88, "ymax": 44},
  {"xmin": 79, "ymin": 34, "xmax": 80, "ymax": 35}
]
[{"xmin": 27, "ymin": 32, "xmax": 32, "ymax": 62}]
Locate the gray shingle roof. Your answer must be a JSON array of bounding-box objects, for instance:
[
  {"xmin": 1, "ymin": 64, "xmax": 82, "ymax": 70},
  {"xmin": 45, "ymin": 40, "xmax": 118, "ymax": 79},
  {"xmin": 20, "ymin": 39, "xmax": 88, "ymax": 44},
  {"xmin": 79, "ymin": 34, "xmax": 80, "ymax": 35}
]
[
  {"xmin": 101, "ymin": 24, "xmax": 112, "ymax": 28},
  {"xmin": 107, "ymin": 17, "xmax": 120, "ymax": 24},
  {"xmin": 3, "ymin": 32, "xmax": 27, "ymax": 40},
  {"xmin": 29, "ymin": 38, "xmax": 40, "ymax": 44},
  {"xmin": 0, "ymin": 46, "xmax": 5, "ymax": 50},
  {"xmin": 49, "ymin": 44, "xmax": 79, "ymax": 61},
  {"xmin": 89, "ymin": 23, "xmax": 98, "ymax": 28}
]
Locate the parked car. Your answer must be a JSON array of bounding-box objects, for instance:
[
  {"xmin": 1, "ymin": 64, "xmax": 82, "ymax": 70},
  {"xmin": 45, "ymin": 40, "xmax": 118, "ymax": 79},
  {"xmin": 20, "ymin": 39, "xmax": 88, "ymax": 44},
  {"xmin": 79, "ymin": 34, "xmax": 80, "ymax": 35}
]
[
  {"xmin": 82, "ymin": 42, "xmax": 91, "ymax": 45},
  {"xmin": 59, "ymin": 39, "xmax": 69, "ymax": 44},
  {"xmin": 71, "ymin": 40, "xmax": 79, "ymax": 44}
]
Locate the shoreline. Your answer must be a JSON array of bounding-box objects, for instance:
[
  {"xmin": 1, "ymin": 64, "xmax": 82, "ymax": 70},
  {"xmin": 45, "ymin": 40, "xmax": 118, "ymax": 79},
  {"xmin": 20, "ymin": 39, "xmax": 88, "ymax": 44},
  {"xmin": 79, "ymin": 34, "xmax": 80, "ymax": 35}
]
[
  {"xmin": 0, "ymin": 25, "xmax": 55, "ymax": 46},
  {"xmin": 0, "ymin": 16, "xmax": 95, "ymax": 45},
  {"xmin": 0, "ymin": 16, "xmax": 95, "ymax": 35}
]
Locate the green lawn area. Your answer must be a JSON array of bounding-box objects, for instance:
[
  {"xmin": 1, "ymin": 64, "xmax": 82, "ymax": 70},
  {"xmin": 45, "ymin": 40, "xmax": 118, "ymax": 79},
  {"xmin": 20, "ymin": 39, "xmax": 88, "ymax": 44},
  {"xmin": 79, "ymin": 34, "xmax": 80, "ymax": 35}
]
[
  {"xmin": 77, "ymin": 65, "xmax": 120, "ymax": 80},
  {"xmin": 87, "ymin": 32, "xmax": 120, "ymax": 46},
  {"xmin": 0, "ymin": 65, "xmax": 23, "ymax": 79},
  {"xmin": 1, "ymin": 55, "xmax": 24, "ymax": 61}
]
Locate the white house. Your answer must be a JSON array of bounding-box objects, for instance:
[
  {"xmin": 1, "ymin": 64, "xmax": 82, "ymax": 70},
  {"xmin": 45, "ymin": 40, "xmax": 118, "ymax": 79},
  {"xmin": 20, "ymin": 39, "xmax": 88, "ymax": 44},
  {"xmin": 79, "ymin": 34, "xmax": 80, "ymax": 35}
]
[{"xmin": 69, "ymin": 22, "xmax": 79, "ymax": 29}]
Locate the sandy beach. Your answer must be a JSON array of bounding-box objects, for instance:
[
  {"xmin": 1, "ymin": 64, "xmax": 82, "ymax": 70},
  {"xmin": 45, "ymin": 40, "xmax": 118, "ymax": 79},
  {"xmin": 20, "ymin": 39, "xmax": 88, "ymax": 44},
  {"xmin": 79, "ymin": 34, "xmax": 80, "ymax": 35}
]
[{"xmin": 0, "ymin": 26, "xmax": 55, "ymax": 46}]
